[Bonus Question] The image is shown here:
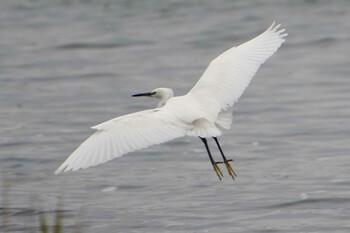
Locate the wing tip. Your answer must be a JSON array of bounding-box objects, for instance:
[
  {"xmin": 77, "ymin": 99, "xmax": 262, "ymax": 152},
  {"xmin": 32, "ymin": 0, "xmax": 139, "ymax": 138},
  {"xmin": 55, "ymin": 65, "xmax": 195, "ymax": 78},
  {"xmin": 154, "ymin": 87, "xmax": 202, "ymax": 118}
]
[
  {"xmin": 271, "ymin": 21, "xmax": 288, "ymax": 38},
  {"xmin": 54, "ymin": 163, "xmax": 68, "ymax": 175}
]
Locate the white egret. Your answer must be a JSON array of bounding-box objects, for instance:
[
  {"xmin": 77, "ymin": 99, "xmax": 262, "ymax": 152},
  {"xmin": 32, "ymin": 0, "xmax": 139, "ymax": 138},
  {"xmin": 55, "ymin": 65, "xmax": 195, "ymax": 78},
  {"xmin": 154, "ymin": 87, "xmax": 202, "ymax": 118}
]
[{"xmin": 55, "ymin": 22, "xmax": 287, "ymax": 180}]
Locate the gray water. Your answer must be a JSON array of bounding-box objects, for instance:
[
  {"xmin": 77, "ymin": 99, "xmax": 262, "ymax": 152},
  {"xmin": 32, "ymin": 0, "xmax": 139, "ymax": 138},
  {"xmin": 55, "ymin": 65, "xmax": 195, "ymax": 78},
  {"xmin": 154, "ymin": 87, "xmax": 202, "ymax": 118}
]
[{"xmin": 1, "ymin": 0, "xmax": 350, "ymax": 232}]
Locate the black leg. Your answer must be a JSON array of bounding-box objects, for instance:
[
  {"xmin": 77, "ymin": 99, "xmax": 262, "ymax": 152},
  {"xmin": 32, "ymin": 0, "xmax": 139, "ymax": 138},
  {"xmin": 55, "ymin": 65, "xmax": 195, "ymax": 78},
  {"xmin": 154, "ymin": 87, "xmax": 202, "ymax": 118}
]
[
  {"xmin": 199, "ymin": 137, "xmax": 223, "ymax": 180},
  {"xmin": 213, "ymin": 137, "xmax": 229, "ymax": 161},
  {"xmin": 213, "ymin": 137, "xmax": 236, "ymax": 179},
  {"xmin": 200, "ymin": 137, "xmax": 215, "ymax": 164}
]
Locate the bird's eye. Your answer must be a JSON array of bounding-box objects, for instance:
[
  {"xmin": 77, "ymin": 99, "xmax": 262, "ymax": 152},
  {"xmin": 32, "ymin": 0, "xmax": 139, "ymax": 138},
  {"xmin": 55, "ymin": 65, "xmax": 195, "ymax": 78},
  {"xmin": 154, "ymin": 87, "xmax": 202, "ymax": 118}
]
[{"xmin": 151, "ymin": 92, "xmax": 156, "ymax": 96}]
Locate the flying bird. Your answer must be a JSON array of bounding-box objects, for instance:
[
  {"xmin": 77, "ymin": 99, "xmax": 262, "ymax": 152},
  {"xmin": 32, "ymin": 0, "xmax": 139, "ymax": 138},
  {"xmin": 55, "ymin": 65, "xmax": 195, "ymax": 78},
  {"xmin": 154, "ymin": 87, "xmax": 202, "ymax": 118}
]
[{"xmin": 55, "ymin": 22, "xmax": 287, "ymax": 180}]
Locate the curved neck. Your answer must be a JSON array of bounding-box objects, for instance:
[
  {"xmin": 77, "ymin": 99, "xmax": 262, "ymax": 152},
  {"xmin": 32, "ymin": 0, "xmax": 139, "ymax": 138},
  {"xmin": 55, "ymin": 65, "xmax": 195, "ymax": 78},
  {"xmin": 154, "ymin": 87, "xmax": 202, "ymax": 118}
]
[{"xmin": 157, "ymin": 89, "xmax": 174, "ymax": 108}]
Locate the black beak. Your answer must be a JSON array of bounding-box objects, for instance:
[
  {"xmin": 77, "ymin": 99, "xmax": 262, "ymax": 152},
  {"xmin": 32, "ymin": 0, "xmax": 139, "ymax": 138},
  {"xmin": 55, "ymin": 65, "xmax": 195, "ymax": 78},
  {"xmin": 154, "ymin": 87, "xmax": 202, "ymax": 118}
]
[{"xmin": 132, "ymin": 92, "xmax": 153, "ymax": 97}]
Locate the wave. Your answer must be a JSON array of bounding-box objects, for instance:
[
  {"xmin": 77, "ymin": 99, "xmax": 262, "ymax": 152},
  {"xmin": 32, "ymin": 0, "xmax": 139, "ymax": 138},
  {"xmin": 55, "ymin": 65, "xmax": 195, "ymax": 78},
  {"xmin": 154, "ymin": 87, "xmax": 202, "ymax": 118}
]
[{"xmin": 268, "ymin": 197, "xmax": 350, "ymax": 208}]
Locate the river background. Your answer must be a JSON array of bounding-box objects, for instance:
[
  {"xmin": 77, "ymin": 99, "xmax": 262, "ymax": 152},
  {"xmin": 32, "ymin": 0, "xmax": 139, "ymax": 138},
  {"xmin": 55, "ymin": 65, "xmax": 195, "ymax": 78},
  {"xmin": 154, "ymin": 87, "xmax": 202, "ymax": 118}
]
[{"xmin": 1, "ymin": 0, "xmax": 350, "ymax": 232}]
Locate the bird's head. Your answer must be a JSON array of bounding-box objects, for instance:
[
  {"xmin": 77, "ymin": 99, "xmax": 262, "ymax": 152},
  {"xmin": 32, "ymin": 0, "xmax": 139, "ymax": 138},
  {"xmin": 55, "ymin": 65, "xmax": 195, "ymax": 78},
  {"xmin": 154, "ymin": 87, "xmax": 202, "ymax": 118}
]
[{"xmin": 132, "ymin": 87, "xmax": 174, "ymax": 107}]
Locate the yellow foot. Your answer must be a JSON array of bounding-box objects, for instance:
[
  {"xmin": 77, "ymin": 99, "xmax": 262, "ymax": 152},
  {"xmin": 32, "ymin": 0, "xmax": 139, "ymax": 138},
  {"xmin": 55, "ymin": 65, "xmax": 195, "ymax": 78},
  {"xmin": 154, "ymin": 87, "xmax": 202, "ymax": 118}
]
[
  {"xmin": 212, "ymin": 162, "xmax": 224, "ymax": 180},
  {"xmin": 224, "ymin": 159, "xmax": 237, "ymax": 180}
]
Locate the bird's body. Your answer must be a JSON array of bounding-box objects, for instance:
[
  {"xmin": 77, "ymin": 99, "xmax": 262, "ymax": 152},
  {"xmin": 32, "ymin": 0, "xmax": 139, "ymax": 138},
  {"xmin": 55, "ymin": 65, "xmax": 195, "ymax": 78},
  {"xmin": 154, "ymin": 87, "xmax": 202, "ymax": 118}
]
[{"xmin": 55, "ymin": 22, "xmax": 287, "ymax": 179}]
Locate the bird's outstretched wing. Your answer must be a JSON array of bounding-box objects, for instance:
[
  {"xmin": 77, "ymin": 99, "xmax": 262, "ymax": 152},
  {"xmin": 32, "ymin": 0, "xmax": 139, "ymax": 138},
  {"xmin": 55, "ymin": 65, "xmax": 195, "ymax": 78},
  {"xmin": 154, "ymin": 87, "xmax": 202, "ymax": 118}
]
[
  {"xmin": 188, "ymin": 22, "xmax": 287, "ymax": 117},
  {"xmin": 55, "ymin": 108, "xmax": 188, "ymax": 174}
]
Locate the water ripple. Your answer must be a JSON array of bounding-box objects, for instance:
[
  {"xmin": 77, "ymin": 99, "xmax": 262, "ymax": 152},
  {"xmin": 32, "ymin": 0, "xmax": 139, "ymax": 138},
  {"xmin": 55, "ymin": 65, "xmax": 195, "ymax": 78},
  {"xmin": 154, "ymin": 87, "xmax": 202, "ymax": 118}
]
[
  {"xmin": 268, "ymin": 197, "xmax": 350, "ymax": 209},
  {"xmin": 55, "ymin": 42, "xmax": 125, "ymax": 50},
  {"xmin": 0, "ymin": 207, "xmax": 71, "ymax": 217},
  {"xmin": 54, "ymin": 40, "xmax": 153, "ymax": 50}
]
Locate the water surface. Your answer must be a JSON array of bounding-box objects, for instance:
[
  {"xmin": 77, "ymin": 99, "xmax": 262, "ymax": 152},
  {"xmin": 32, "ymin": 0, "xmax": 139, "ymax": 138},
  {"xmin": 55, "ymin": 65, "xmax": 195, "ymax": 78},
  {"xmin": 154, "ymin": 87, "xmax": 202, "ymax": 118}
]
[{"xmin": 1, "ymin": 0, "xmax": 350, "ymax": 232}]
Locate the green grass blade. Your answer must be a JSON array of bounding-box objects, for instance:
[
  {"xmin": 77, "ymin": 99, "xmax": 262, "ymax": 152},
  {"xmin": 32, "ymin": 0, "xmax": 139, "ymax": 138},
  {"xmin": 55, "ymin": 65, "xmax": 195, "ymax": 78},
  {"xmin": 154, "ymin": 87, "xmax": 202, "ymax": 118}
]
[{"xmin": 38, "ymin": 212, "xmax": 49, "ymax": 233}]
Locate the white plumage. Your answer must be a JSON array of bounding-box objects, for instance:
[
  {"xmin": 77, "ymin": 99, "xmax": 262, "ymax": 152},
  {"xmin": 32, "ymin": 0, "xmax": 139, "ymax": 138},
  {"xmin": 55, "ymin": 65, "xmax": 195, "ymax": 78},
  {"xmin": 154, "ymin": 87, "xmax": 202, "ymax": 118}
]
[{"xmin": 55, "ymin": 22, "xmax": 287, "ymax": 176}]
